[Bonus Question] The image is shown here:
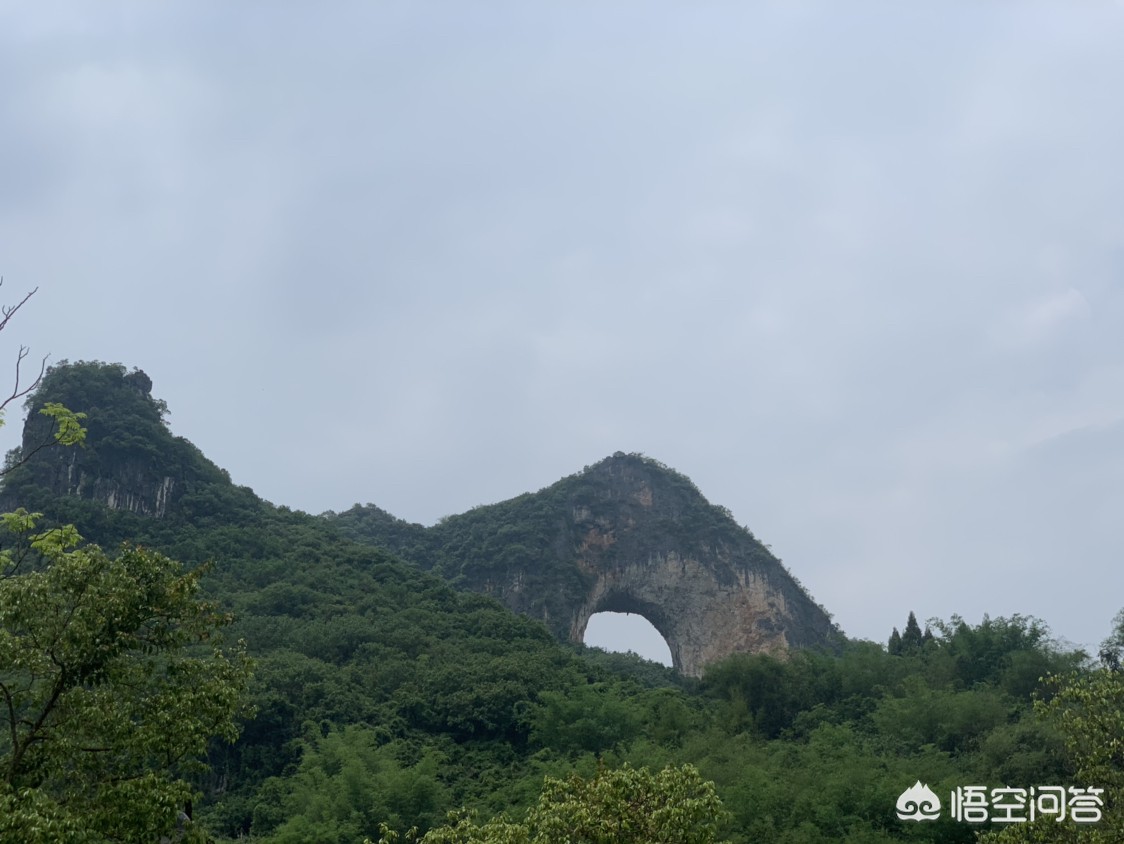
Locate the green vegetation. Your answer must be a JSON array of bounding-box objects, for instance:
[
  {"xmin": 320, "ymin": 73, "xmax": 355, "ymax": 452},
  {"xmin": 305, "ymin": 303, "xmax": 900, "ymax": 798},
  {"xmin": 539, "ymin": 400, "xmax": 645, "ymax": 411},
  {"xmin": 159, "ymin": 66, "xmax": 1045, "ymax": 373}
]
[
  {"xmin": 0, "ymin": 526, "xmax": 252, "ymax": 842},
  {"xmin": 978, "ymin": 612, "xmax": 1124, "ymax": 843},
  {"xmin": 1, "ymin": 361, "xmax": 1120, "ymax": 843},
  {"xmin": 327, "ymin": 448, "xmax": 839, "ymax": 656},
  {"xmin": 388, "ymin": 764, "xmax": 730, "ymax": 844},
  {"xmin": 0, "ymin": 357, "xmax": 250, "ymax": 841}
]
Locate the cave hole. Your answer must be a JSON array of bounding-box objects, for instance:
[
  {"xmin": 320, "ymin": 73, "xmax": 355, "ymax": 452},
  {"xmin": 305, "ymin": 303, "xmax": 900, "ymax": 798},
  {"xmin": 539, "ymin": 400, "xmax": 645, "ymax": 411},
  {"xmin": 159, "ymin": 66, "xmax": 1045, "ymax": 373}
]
[{"xmin": 584, "ymin": 611, "xmax": 673, "ymax": 666}]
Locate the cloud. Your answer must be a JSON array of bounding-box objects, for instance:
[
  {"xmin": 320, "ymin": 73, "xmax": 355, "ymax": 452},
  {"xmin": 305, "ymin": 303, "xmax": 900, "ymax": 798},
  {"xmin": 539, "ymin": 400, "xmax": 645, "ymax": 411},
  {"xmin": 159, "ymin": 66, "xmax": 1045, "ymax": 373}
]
[
  {"xmin": 990, "ymin": 288, "xmax": 1092, "ymax": 350},
  {"xmin": 2, "ymin": 1, "xmax": 1124, "ymax": 661}
]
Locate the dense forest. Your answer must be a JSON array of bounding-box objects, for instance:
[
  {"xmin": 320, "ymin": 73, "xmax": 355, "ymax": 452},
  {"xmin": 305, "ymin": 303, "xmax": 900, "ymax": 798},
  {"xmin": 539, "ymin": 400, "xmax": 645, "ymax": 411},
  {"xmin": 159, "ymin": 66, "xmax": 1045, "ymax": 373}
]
[{"xmin": 1, "ymin": 361, "xmax": 1120, "ymax": 843}]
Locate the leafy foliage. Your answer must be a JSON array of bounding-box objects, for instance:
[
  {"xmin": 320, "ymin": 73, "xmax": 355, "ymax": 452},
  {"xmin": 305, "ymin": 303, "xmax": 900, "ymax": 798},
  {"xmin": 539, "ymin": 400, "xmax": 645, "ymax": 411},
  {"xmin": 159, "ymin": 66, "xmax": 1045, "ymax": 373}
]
[
  {"xmin": 977, "ymin": 666, "xmax": 1124, "ymax": 842},
  {"xmin": 261, "ymin": 726, "xmax": 449, "ymax": 843},
  {"xmin": 0, "ymin": 515, "xmax": 251, "ymax": 842},
  {"xmin": 400, "ymin": 764, "xmax": 730, "ymax": 844}
]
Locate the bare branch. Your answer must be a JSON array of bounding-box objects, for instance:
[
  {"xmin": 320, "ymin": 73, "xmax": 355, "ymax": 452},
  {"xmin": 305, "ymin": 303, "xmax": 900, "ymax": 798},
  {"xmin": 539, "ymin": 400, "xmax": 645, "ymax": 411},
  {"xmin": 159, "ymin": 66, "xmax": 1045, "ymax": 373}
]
[
  {"xmin": 0, "ymin": 280, "xmax": 38, "ymax": 336},
  {"xmin": 0, "ymin": 346, "xmax": 49, "ymax": 417},
  {"xmin": 0, "ymin": 421, "xmax": 64, "ymax": 481},
  {"xmin": 0, "ymin": 283, "xmax": 49, "ymax": 419}
]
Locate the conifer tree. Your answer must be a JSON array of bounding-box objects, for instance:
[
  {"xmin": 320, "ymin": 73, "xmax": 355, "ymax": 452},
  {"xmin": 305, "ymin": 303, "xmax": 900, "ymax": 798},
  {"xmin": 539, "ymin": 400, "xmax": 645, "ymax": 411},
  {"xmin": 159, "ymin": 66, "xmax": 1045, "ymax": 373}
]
[
  {"xmin": 902, "ymin": 611, "xmax": 924, "ymax": 653},
  {"xmin": 888, "ymin": 627, "xmax": 903, "ymax": 656},
  {"xmin": 921, "ymin": 625, "xmax": 935, "ymax": 650}
]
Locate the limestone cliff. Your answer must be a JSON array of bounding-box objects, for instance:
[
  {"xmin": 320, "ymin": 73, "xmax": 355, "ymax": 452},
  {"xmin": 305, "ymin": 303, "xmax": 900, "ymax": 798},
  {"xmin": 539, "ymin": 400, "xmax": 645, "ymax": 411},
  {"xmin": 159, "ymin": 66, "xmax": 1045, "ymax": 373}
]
[
  {"xmin": 336, "ymin": 453, "xmax": 842, "ymax": 677},
  {"xmin": 0, "ymin": 361, "xmax": 242, "ymax": 522},
  {"xmin": 23, "ymin": 446, "xmax": 178, "ymax": 517}
]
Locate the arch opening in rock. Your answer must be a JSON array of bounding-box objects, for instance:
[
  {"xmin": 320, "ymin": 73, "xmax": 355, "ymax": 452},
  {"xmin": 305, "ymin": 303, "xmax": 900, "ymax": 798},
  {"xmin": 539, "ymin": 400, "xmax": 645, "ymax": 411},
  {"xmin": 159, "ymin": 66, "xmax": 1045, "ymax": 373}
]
[{"xmin": 583, "ymin": 611, "xmax": 673, "ymax": 667}]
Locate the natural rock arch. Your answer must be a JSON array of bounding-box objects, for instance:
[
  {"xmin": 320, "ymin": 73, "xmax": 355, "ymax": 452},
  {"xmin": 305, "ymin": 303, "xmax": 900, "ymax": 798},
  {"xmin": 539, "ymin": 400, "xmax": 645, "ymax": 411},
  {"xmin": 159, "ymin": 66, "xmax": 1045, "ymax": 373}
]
[
  {"xmin": 458, "ymin": 453, "xmax": 841, "ymax": 678},
  {"xmin": 568, "ymin": 550, "xmax": 794, "ymax": 677}
]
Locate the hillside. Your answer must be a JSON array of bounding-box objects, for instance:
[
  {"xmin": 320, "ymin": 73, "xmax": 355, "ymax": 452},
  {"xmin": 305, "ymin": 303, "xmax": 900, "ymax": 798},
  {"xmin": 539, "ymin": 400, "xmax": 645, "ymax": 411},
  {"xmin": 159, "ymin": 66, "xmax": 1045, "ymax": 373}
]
[
  {"xmin": 0, "ymin": 361, "xmax": 1098, "ymax": 844},
  {"xmin": 331, "ymin": 453, "xmax": 841, "ymax": 675},
  {"xmin": 3, "ymin": 361, "xmax": 840, "ymax": 677},
  {"xmin": 0, "ymin": 362, "xmax": 633, "ymax": 833}
]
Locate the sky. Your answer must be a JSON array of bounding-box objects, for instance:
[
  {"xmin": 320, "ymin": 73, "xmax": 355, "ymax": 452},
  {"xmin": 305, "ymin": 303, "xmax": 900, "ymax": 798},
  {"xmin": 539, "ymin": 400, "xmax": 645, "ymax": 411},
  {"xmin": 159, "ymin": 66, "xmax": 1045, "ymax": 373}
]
[{"xmin": 2, "ymin": 1, "xmax": 1123, "ymax": 666}]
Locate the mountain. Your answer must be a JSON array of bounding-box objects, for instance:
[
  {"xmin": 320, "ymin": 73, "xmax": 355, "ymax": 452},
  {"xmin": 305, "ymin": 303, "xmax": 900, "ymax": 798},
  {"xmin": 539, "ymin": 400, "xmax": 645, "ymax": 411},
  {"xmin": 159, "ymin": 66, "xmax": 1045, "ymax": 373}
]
[
  {"xmin": 0, "ymin": 361, "xmax": 1087, "ymax": 842},
  {"xmin": 0, "ymin": 361, "xmax": 623, "ymax": 834},
  {"xmin": 331, "ymin": 453, "xmax": 841, "ymax": 676},
  {"xmin": 3, "ymin": 361, "xmax": 841, "ymax": 677},
  {"xmin": 1, "ymin": 360, "xmax": 260, "ymax": 524}
]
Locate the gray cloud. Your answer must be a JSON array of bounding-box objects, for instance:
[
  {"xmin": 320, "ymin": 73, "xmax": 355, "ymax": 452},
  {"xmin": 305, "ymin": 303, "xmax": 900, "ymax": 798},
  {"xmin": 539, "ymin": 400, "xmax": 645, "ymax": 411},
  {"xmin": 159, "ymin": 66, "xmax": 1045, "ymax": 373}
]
[{"xmin": 2, "ymin": 1, "xmax": 1122, "ymax": 662}]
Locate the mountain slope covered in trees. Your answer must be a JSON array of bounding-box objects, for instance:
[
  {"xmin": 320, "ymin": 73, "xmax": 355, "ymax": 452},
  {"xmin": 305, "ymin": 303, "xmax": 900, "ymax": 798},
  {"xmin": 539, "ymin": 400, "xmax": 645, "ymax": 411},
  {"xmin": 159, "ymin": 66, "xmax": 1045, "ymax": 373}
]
[
  {"xmin": 328, "ymin": 450, "xmax": 841, "ymax": 676},
  {"xmin": 1, "ymin": 361, "xmax": 1117, "ymax": 843}
]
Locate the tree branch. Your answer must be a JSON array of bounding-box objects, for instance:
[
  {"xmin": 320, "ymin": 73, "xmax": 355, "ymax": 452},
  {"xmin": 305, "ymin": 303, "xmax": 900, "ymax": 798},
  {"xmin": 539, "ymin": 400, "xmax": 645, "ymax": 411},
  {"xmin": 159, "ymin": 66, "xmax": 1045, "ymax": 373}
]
[
  {"xmin": 0, "ymin": 680, "xmax": 18, "ymax": 775},
  {"xmin": 0, "ymin": 281, "xmax": 50, "ymax": 421},
  {"xmin": 0, "ymin": 280, "xmax": 38, "ymax": 335}
]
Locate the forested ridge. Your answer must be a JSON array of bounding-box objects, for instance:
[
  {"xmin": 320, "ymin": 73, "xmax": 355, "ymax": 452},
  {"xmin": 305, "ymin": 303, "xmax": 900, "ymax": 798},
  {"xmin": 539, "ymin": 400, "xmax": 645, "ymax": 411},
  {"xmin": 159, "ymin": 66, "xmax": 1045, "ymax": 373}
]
[
  {"xmin": 1, "ymin": 361, "xmax": 1120, "ymax": 843},
  {"xmin": 327, "ymin": 446, "xmax": 841, "ymax": 673}
]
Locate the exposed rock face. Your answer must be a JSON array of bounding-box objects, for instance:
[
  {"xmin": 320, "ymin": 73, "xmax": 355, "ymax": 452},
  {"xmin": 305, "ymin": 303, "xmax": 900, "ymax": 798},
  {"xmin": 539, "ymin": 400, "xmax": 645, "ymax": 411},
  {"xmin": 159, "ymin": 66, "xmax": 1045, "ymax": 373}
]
[
  {"xmin": 567, "ymin": 547, "xmax": 806, "ymax": 679},
  {"xmin": 28, "ymin": 447, "xmax": 177, "ymax": 518},
  {"xmin": 0, "ymin": 362, "xmax": 190, "ymax": 519},
  {"xmin": 419, "ymin": 453, "xmax": 841, "ymax": 678}
]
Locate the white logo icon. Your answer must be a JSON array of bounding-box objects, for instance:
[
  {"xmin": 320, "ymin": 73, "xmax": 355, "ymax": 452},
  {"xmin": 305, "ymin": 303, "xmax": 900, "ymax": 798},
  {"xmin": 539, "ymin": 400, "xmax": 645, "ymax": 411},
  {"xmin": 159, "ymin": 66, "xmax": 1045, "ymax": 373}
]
[{"xmin": 896, "ymin": 781, "xmax": 942, "ymax": 821}]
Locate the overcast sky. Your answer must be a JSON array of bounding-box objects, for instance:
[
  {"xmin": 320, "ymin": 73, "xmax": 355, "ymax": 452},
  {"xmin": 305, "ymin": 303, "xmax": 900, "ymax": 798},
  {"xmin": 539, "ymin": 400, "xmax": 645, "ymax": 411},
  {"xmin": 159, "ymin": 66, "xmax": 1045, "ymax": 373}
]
[{"xmin": 2, "ymin": 1, "xmax": 1123, "ymax": 665}]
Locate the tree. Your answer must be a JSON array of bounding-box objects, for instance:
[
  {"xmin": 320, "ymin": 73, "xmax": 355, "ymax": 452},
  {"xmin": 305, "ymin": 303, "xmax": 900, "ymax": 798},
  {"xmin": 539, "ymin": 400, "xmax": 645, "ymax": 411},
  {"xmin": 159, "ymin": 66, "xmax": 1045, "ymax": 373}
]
[
  {"xmin": 0, "ymin": 517, "xmax": 252, "ymax": 841},
  {"xmin": 901, "ymin": 611, "xmax": 923, "ymax": 653},
  {"xmin": 1098, "ymin": 608, "xmax": 1124, "ymax": 671},
  {"xmin": 976, "ymin": 669, "xmax": 1124, "ymax": 843},
  {"xmin": 888, "ymin": 627, "xmax": 902, "ymax": 656},
  {"xmin": 383, "ymin": 764, "xmax": 731, "ymax": 844},
  {"xmin": 259, "ymin": 725, "xmax": 449, "ymax": 843}
]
